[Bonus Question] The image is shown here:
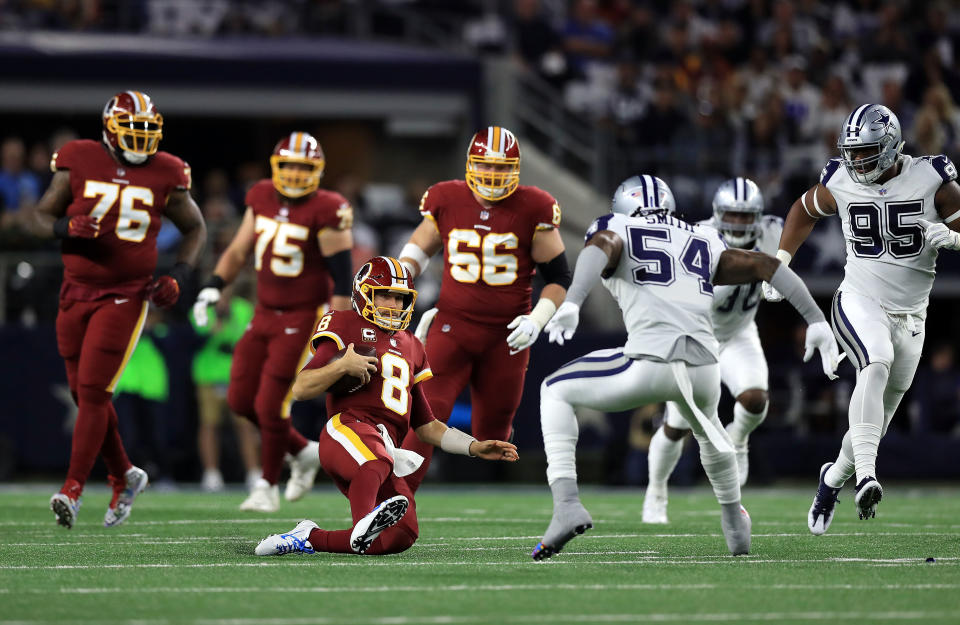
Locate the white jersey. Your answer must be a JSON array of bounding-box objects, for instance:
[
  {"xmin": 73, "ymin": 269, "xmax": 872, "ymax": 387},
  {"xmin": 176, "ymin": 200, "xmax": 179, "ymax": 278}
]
[
  {"xmin": 702, "ymin": 215, "xmax": 783, "ymax": 343},
  {"xmin": 585, "ymin": 212, "xmax": 729, "ymax": 363},
  {"xmin": 820, "ymin": 154, "xmax": 957, "ymax": 314}
]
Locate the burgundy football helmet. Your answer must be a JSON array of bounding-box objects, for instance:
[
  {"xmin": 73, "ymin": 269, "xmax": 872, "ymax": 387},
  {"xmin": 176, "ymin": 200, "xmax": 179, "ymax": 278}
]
[
  {"xmin": 102, "ymin": 91, "xmax": 163, "ymax": 163},
  {"xmin": 270, "ymin": 131, "xmax": 325, "ymax": 198},
  {"xmin": 465, "ymin": 126, "xmax": 521, "ymax": 201},
  {"xmin": 352, "ymin": 256, "xmax": 417, "ymax": 332}
]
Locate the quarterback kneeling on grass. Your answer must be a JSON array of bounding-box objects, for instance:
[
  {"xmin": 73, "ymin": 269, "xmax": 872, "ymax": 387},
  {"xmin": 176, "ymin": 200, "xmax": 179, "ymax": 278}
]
[{"xmin": 255, "ymin": 256, "xmax": 518, "ymax": 557}]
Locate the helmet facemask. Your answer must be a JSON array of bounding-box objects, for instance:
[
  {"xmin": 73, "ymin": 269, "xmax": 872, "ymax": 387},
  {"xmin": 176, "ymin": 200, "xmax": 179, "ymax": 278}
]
[
  {"xmin": 465, "ymin": 155, "xmax": 520, "ymax": 201},
  {"xmin": 716, "ymin": 211, "xmax": 761, "ymax": 248},
  {"xmin": 105, "ymin": 111, "xmax": 163, "ymax": 164},
  {"xmin": 270, "ymin": 155, "xmax": 324, "ymax": 198},
  {"xmin": 837, "ymin": 104, "xmax": 904, "ymax": 184},
  {"xmin": 356, "ymin": 285, "xmax": 417, "ymax": 332}
]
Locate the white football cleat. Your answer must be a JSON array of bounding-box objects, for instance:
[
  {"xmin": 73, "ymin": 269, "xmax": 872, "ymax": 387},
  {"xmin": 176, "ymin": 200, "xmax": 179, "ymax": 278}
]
[
  {"xmin": 808, "ymin": 462, "xmax": 842, "ymax": 535},
  {"xmin": 255, "ymin": 520, "xmax": 319, "ymax": 556},
  {"xmin": 284, "ymin": 441, "xmax": 321, "ymax": 502},
  {"xmin": 720, "ymin": 504, "xmax": 751, "ymax": 555},
  {"xmin": 350, "ymin": 495, "xmax": 408, "ymax": 554},
  {"xmin": 201, "ymin": 469, "xmax": 225, "ymax": 493},
  {"xmin": 104, "ymin": 466, "xmax": 149, "ymax": 528},
  {"xmin": 240, "ymin": 478, "xmax": 279, "ymax": 513},
  {"xmin": 642, "ymin": 487, "xmax": 669, "ymax": 524},
  {"xmin": 854, "ymin": 476, "xmax": 883, "ymax": 520},
  {"xmin": 50, "ymin": 493, "xmax": 81, "ymax": 529}
]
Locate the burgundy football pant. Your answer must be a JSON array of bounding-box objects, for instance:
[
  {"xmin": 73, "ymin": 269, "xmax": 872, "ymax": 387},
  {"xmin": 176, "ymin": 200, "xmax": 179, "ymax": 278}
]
[
  {"xmin": 227, "ymin": 308, "xmax": 320, "ymax": 484},
  {"xmin": 56, "ymin": 297, "xmax": 146, "ymax": 495},
  {"xmin": 307, "ymin": 414, "xmax": 418, "ymax": 555},
  {"xmin": 401, "ymin": 309, "xmax": 529, "ymax": 492}
]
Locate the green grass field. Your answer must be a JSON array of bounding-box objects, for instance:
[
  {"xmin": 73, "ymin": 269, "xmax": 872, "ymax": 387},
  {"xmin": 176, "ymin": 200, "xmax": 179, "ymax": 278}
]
[{"xmin": 1, "ymin": 484, "xmax": 958, "ymax": 625}]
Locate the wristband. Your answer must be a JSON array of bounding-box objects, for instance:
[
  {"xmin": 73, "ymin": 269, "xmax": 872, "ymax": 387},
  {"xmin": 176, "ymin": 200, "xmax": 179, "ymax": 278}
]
[
  {"xmin": 203, "ymin": 275, "xmax": 226, "ymax": 290},
  {"xmin": 775, "ymin": 249, "xmax": 793, "ymax": 266},
  {"xmin": 399, "ymin": 243, "xmax": 431, "ymax": 276},
  {"xmin": 440, "ymin": 427, "xmax": 477, "ymax": 456},
  {"xmin": 53, "ymin": 216, "xmax": 71, "ymax": 239},
  {"xmin": 528, "ymin": 298, "xmax": 558, "ymax": 329}
]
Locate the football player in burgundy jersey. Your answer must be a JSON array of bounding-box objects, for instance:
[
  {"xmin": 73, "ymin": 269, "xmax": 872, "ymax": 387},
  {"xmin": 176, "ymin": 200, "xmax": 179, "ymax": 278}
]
[
  {"xmin": 396, "ymin": 126, "xmax": 571, "ymax": 492},
  {"xmin": 192, "ymin": 132, "xmax": 354, "ymax": 512},
  {"xmin": 24, "ymin": 91, "xmax": 206, "ymax": 529},
  {"xmin": 254, "ymin": 257, "xmax": 517, "ymax": 556}
]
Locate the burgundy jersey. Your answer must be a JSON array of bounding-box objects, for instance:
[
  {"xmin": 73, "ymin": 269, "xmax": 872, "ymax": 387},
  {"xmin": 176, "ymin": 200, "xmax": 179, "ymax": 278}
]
[
  {"xmin": 306, "ymin": 310, "xmax": 434, "ymax": 444},
  {"xmin": 420, "ymin": 180, "xmax": 561, "ymax": 325},
  {"xmin": 246, "ymin": 179, "xmax": 352, "ymax": 310},
  {"xmin": 52, "ymin": 139, "xmax": 191, "ymax": 296}
]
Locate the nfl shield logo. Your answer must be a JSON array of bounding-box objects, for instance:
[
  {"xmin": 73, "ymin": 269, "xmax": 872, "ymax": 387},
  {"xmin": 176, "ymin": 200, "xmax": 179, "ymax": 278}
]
[
  {"xmin": 878, "ymin": 188, "xmax": 888, "ymax": 196},
  {"xmin": 117, "ymin": 168, "xmax": 125, "ymax": 176},
  {"xmin": 390, "ymin": 338, "xmax": 398, "ymax": 347},
  {"xmin": 480, "ymin": 210, "xmax": 490, "ymax": 221}
]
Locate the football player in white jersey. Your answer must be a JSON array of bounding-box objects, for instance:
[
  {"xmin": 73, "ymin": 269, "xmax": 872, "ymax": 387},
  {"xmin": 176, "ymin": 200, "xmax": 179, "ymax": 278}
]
[
  {"xmin": 531, "ymin": 175, "xmax": 839, "ymax": 559},
  {"xmin": 643, "ymin": 177, "xmax": 783, "ymax": 525},
  {"xmin": 762, "ymin": 103, "xmax": 960, "ymax": 533}
]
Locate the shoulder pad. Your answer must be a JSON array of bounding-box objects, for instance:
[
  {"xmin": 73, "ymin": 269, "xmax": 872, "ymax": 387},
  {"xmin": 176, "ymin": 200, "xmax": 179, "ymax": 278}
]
[
  {"xmin": 585, "ymin": 213, "xmax": 615, "ymax": 243},
  {"xmin": 819, "ymin": 159, "xmax": 842, "ymax": 186}
]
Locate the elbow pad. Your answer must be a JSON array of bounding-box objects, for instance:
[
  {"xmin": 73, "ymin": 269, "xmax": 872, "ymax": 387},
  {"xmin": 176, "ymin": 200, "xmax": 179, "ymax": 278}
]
[
  {"xmin": 537, "ymin": 252, "xmax": 572, "ymax": 290},
  {"xmin": 326, "ymin": 249, "xmax": 353, "ymax": 296}
]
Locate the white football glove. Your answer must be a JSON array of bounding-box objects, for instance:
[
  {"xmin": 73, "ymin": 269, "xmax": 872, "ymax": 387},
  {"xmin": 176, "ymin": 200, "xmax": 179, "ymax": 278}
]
[
  {"xmin": 192, "ymin": 287, "xmax": 221, "ymax": 327},
  {"xmin": 544, "ymin": 301, "xmax": 580, "ymax": 345},
  {"xmin": 804, "ymin": 320, "xmax": 840, "ymax": 380},
  {"xmin": 506, "ymin": 315, "xmax": 542, "ymax": 352},
  {"xmin": 918, "ymin": 218, "xmax": 960, "ymax": 250},
  {"xmin": 761, "ymin": 281, "xmax": 784, "ymax": 302}
]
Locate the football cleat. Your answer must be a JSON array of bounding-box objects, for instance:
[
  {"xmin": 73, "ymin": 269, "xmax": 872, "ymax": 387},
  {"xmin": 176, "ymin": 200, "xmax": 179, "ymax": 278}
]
[
  {"xmin": 255, "ymin": 520, "xmax": 319, "ymax": 556},
  {"xmin": 240, "ymin": 478, "xmax": 280, "ymax": 513},
  {"xmin": 720, "ymin": 504, "xmax": 751, "ymax": 555},
  {"xmin": 350, "ymin": 495, "xmax": 408, "ymax": 554},
  {"xmin": 104, "ymin": 466, "xmax": 149, "ymax": 528},
  {"xmin": 854, "ymin": 476, "xmax": 883, "ymax": 520},
  {"xmin": 284, "ymin": 441, "xmax": 321, "ymax": 502},
  {"xmin": 531, "ymin": 500, "xmax": 594, "ymax": 561},
  {"xmin": 50, "ymin": 493, "xmax": 81, "ymax": 529},
  {"xmin": 641, "ymin": 487, "xmax": 669, "ymax": 524},
  {"xmin": 808, "ymin": 462, "xmax": 841, "ymax": 535},
  {"xmin": 201, "ymin": 469, "xmax": 225, "ymax": 493}
]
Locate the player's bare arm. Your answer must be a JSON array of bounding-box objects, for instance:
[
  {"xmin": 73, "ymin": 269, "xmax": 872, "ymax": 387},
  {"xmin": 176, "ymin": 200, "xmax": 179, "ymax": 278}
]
[
  {"xmin": 291, "ymin": 343, "xmax": 378, "ymax": 401},
  {"xmin": 779, "ymin": 184, "xmax": 838, "ymax": 256},
  {"xmin": 319, "ymin": 226, "xmax": 354, "ymax": 311},
  {"xmin": 413, "ymin": 419, "xmax": 519, "ymax": 461},
  {"xmin": 24, "ymin": 171, "xmax": 94, "ymax": 239},
  {"xmin": 398, "ymin": 218, "xmax": 442, "ymax": 278},
  {"xmin": 165, "ymin": 188, "xmax": 206, "ymax": 267},
  {"xmin": 714, "ymin": 249, "xmax": 780, "ymax": 285}
]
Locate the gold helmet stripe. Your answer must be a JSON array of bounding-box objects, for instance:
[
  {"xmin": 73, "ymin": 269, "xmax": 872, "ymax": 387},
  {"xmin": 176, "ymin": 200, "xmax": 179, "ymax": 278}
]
[
  {"xmin": 386, "ymin": 256, "xmax": 405, "ymax": 284},
  {"xmin": 292, "ymin": 131, "xmax": 303, "ymax": 154}
]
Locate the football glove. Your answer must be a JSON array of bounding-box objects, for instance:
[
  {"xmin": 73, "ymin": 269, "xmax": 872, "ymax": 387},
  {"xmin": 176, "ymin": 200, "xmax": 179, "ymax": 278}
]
[
  {"xmin": 53, "ymin": 215, "xmax": 99, "ymax": 239},
  {"xmin": 918, "ymin": 218, "xmax": 960, "ymax": 250},
  {"xmin": 147, "ymin": 263, "xmax": 191, "ymax": 310},
  {"xmin": 804, "ymin": 320, "xmax": 840, "ymax": 380},
  {"xmin": 506, "ymin": 315, "xmax": 542, "ymax": 351},
  {"xmin": 761, "ymin": 281, "xmax": 784, "ymax": 302},
  {"xmin": 192, "ymin": 287, "xmax": 221, "ymax": 327},
  {"xmin": 544, "ymin": 301, "xmax": 580, "ymax": 345}
]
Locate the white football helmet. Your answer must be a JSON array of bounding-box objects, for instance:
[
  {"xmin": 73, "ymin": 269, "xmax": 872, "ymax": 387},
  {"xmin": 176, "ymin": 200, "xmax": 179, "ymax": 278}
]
[
  {"xmin": 837, "ymin": 103, "xmax": 904, "ymax": 184},
  {"xmin": 611, "ymin": 174, "xmax": 675, "ymax": 217},
  {"xmin": 712, "ymin": 177, "xmax": 764, "ymax": 248}
]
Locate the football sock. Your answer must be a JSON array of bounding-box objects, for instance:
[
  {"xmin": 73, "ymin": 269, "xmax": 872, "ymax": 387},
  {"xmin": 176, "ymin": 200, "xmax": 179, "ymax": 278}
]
[
  {"xmin": 647, "ymin": 427, "xmax": 683, "ymax": 492},
  {"xmin": 699, "ymin": 442, "xmax": 740, "ymax": 505},
  {"xmin": 726, "ymin": 401, "xmax": 768, "ymax": 447},
  {"xmin": 307, "ymin": 528, "xmax": 351, "ymax": 554},
  {"xmin": 541, "ymin": 384, "xmax": 580, "ymax": 484},
  {"xmin": 64, "ymin": 385, "xmax": 113, "ymax": 490},
  {"xmin": 848, "ymin": 362, "xmax": 889, "ymax": 483},
  {"xmin": 286, "ymin": 427, "xmax": 309, "ymax": 456},
  {"xmin": 100, "ymin": 402, "xmax": 132, "ymax": 479},
  {"xmin": 825, "ymin": 431, "xmax": 855, "ymax": 488}
]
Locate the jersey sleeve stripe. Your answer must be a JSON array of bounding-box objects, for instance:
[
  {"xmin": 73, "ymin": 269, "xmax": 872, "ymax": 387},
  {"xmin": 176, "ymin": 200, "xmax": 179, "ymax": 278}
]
[
  {"xmin": 413, "ymin": 369, "xmax": 433, "ymax": 384},
  {"xmin": 326, "ymin": 414, "xmax": 378, "ymax": 464},
  {"xmin": 310, "ymin": 330, "xmax": 345, "ymax": 352}
]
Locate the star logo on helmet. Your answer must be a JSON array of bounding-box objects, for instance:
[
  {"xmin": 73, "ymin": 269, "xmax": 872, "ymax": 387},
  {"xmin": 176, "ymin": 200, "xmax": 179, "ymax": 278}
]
[{"xmin": 870, "ymin": 110, "xmax": 891, "ymax": 132}]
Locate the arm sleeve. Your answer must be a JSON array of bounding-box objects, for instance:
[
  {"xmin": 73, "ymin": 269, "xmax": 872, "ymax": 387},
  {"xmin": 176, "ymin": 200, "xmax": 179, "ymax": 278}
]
[
  {"xmin": 410, "ymin": 382, "xmax": 437, "ymax": 429},
  {"xmin": 325, "ymin": 248, "xmax": 353, "ymax": 296},
  {"xmin": 536, "ymin": 252, "xmax": 572, "ymax": 289},
  {"xmin": 564, "ymin": 244, "xmax": 609, "ymax": 307},
  {"xmin": 768, "ymin": 263, "xmax": 826, "ymax": 325}
]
